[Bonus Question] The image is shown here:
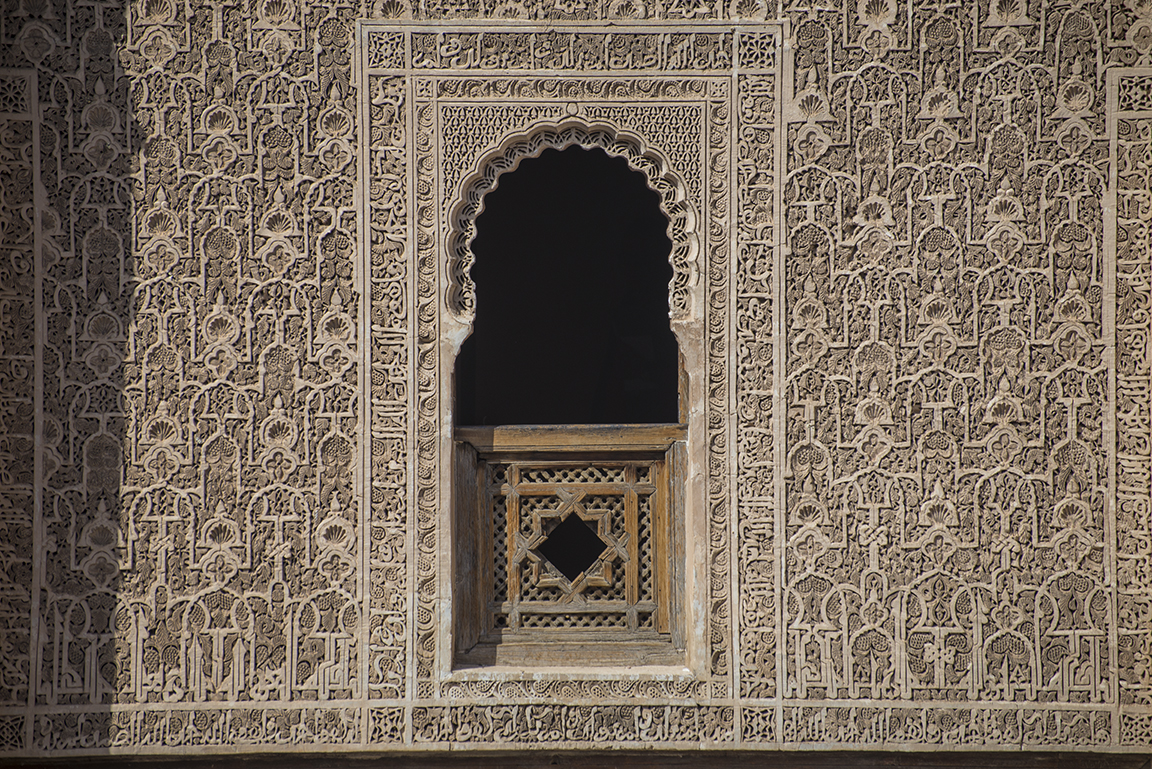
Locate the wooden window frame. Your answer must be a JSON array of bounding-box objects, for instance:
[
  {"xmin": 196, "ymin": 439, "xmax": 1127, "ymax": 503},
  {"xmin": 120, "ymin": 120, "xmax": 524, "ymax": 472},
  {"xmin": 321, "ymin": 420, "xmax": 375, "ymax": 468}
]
[{"xmin": 453, "ymin": 425, "xmax": 687, "ymax": 668}]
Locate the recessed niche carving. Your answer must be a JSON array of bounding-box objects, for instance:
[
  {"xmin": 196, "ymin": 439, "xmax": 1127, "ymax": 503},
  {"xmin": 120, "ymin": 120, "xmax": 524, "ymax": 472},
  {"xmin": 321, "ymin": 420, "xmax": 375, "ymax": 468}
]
[{"xmin": 452, "ymin": 144, "xmax": 687, "ymax": 667}]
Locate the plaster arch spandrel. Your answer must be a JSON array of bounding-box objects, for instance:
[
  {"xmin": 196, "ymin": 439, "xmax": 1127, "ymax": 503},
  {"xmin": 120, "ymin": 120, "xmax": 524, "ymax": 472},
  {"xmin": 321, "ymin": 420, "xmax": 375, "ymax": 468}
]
[{"xmin": 443, "ymin": 121, "xmax": 702, "ymax": 333}]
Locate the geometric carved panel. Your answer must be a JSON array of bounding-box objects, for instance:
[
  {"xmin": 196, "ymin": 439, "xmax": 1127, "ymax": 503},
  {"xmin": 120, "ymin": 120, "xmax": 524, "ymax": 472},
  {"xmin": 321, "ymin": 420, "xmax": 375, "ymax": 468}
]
[{"xmin": 484, "ymin": 458, "xmax": 666, "ymax": 634}]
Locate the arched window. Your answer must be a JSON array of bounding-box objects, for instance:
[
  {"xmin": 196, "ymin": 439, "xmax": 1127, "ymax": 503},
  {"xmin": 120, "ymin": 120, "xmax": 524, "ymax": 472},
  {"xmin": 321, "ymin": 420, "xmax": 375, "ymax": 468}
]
[
  {"xmin": 455, "ymin": 145, "xmax": 681, "ymax": 426},
  {"xmin": 452, "ymin": 142, "xmax": 688, "ymax": 666}
]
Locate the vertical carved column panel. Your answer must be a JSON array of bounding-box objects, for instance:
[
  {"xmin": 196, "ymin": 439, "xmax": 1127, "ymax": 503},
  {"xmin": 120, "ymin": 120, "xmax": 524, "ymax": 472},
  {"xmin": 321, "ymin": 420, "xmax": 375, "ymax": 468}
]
[
  {"xmin": 1112, "ymin": 70, "xmax": 1152, "ymax": 747},
  {"xmin": 0, "ymin": 70, "xmax": 36, "ymax": 752},
  {"xmin": 412, "ymin": 73, "xmax": 438, "ymax": 700},
  {"xmin": 734, "ymin": 34, "xmax": 779, "ymax": 714},
  {"xmin": 365, "ymin": 67, "xmax": 410, "ymax": 728},
  {"xmin": 706, "ymin": 73, "xmax": 734, "ymax": 691}
]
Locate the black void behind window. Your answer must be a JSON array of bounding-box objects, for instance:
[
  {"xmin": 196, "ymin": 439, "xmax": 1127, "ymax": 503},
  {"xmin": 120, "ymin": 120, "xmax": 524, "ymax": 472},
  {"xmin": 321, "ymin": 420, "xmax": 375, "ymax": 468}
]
[{"xmin": 456, "ymin": 146, "xmax": 680, "ymax": 426}]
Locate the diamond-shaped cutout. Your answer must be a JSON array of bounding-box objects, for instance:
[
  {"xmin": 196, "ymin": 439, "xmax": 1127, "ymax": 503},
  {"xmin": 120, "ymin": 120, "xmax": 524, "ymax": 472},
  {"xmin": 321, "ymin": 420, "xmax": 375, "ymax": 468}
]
[{"xmin": 535, "ymin": 513, "xmax": 609, "ymax": 582}]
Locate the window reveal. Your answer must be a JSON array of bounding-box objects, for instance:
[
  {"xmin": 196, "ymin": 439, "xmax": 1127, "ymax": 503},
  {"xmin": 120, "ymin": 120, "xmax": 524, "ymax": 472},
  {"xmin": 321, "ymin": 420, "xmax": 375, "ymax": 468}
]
[{"xmin": 451, "ymin": 140, "xmax": 689, "ymax": 667}]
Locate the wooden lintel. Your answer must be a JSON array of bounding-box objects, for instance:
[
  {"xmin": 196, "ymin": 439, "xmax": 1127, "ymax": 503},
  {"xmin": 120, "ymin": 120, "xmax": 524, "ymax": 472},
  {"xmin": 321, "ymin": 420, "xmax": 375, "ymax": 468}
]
[{"xmin": 456, "ymin": 424, "xmax": 688, "ymax": 453}]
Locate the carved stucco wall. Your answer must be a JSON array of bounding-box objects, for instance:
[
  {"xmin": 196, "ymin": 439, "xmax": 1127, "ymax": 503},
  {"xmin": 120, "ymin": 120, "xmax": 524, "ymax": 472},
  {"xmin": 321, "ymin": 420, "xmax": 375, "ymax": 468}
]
[{"xmin": 0, "ymin": 0, "xmax": 1151, "ymax": 755}]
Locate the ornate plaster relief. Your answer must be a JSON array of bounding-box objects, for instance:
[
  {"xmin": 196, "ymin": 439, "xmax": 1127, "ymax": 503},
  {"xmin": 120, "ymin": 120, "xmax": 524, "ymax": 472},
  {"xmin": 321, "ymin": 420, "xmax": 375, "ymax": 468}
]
[{"xmin": 0, "ymin": 0, "xmax": 1150, "ymax": 755}]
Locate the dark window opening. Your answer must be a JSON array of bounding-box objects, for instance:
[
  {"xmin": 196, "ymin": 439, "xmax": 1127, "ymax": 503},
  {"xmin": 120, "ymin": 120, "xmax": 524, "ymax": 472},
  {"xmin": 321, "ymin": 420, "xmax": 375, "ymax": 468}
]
[
  {"xmin": 534, "ymin": 512, "xmax": 610, "ymax": 583},
  {"xmin": 455, "ymin": 146, "xmax": 680, "ymax": 426}
]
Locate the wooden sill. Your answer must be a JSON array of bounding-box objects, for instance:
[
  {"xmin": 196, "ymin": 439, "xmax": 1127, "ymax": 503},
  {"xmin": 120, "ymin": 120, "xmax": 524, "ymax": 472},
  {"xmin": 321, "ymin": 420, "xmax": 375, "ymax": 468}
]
[
  {"xmin": 455, "ymin": 638, "xmax": 683, "ymax": 668},
  {"xmin": 456, "ymin": 423, "xmax": 687, "ymax": 453}
]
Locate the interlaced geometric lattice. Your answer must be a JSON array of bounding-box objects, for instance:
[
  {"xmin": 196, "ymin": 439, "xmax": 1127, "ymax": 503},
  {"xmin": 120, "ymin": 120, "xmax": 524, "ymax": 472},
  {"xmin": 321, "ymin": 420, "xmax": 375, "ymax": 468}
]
[{"xmin": 486, "ymin": 461, "xmax": 662, "ymax": 635}]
